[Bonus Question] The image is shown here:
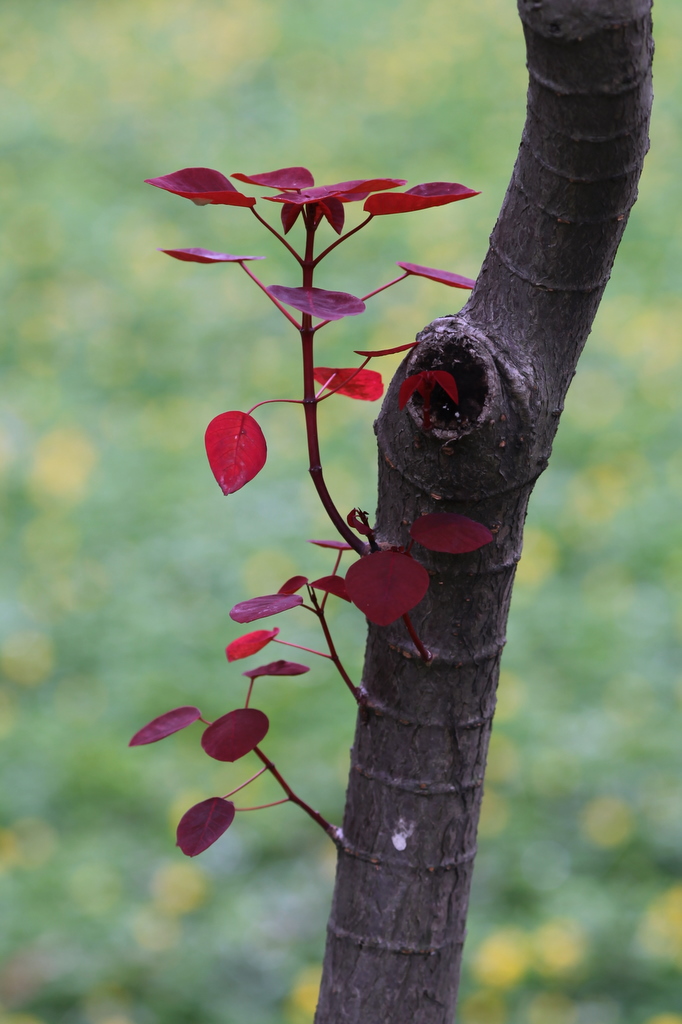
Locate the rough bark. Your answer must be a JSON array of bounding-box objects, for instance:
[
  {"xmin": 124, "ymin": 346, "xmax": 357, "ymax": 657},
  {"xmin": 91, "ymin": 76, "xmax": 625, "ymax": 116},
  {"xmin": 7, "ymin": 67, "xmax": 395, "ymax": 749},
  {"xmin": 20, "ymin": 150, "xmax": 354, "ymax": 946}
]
[{"xmin": 314, "ymin": 2, "xmax": 654, "ymax": 1022}]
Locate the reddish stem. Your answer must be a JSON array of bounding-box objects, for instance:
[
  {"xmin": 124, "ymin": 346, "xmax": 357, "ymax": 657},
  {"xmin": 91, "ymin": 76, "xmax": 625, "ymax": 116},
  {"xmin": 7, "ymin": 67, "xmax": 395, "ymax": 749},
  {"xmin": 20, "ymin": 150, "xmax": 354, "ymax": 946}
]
[
  {"xmin": 235, "ymin": 798, "xmax": 290, "ymax": 811},
  {"xmin": 273, "ymin": 637, "xmax": 331, "ymax": 659},
  {"xmin": 246, "ymin": 397, "xmax": 302, "ymax": 415},
  {"xmin": 244, "ymin": 678, "xmax": 255, "ymax": 708},
  {"xmin": 250, "ymin": 206, "xmax": 303, "ymax": 265},
  {"xmin": 312, "ymin": 213, "xmax": 373, "ymax": 267},
  {"xmin": 223, "ymin": 766, "xmax": 267, "ymax": 800},
  {"xmin": 321, "ymin": 550, "xmax": 344, "ymax": 612},
  {"xmin": 239, "ymin": 261, "xmax": 301, "ymax": 328},
  {"xmin": 402, "ymin": 612, "xmax": 432, "ymax": 664},
  {"xmin": 310, "ymin": 589, "xmax": 360, "ymax": 702},
  {"xmin": 254, "ymin": 746, "xmax": 338, "ymax": 838},
  {"xmin": 313, "ymin": 271, "xmax": 410, "ymax": 332}
]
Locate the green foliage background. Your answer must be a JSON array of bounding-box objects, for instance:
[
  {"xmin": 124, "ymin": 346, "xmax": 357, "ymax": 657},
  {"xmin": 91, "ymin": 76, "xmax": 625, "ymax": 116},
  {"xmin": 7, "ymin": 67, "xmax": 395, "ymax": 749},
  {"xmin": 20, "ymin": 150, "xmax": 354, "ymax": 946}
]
[{"xmin": 0, "ymin": 2, "xmax": 680, "ymax": 1023}]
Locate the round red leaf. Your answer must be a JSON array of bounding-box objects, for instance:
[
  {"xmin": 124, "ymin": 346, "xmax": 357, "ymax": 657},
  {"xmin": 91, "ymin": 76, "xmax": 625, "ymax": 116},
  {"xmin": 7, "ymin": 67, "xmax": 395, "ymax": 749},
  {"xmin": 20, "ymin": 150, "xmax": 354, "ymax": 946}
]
[
  {"xmin": 310, "ymin": 575, "xmax": 351, "ymax": 602},
  {"xmin": 160, "ymin": 248, "xmax": 265, "ymax": 264},
  {"xmin": 314, "ymin": 367, "xmax": 383, "ymax": 401},
  {"xmin": 145, "ymin": 167, "xmax": 256, "ymax": 207},
  {"xmin": 226, "ymin": 629, "xmax": 280, "ymax": 662},
  {"xmin": 229, "ymin": 594, "xmax": 303, "ymax": 623},
  {"xmin": 410, "ymin": 513, "xmax": 493, "ymax": 554},
  {"xmin": 278, "ymin": 575, "xmax": 309, "ymax": 595},
  {"xmin": 242, "ymin": 660, "xmax": 309, "ymax": 679},
  {"xmin": 205, "ymin": 411, "xmax": 267, "ymax": 496},
  {"xmin": 267, "ymin": 286, "xmax": 365, "ymax": 321},
  {"xmin": 363, "ymin": 182, "xmax": 479, "ymax": 215},
  {"xmin": 176, "ymin": 797, "xmax": 235, "ymax": 856},
  {"xmin": 345, "ymin": 552, "xmax": 430, "ymax": 625},
  {"xmin": 201, "ymin": 708, "xmax": 269, "ymax": 762},
  {"xmin": 129, "ymin": 706, "xmax": 202, "ymax": 746},
  {"xmin": 231, "ymin": 166, "xmax": 315, "ymax": 189},
  {"xmin": 396, "ymin": 262, "xmax": 475, "ymax": 289}
]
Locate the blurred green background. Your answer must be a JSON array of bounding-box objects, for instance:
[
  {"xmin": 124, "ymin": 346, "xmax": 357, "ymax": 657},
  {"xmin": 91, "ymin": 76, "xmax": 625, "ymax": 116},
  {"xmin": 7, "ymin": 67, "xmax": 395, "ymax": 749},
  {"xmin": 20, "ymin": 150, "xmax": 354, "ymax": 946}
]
[{"xmin": 0, "ymin": 2, "xmax": 680, "ymax": 1023}]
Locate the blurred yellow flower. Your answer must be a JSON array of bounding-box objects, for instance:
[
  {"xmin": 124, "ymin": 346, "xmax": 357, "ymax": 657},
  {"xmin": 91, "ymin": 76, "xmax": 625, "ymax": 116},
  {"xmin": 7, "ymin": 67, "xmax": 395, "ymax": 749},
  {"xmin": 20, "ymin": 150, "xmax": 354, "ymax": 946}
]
[
  {"xmin": 515, "ymin": 527, "xmax": 558, "ymax": 587},
  {"xmin": 1, "ymin": 631, "xmax": 54, "ymax": 686},
  {"xmin": 459, "ymin": 989, "xmax": 506, "ymax": 1024},
  {"xmin": 644, "ymin": 1016, "xmax": 682, "ymax": 1024},
  {"xmin": 285, "ymin": 965, "xmax": 322, "ymax": 1024},
  {"xmin": 478, "ymin": 789, "xmax": 509, "ymax": 838},
  {"xmin": 151, "ymin": 861, "xmax": 208, "ymax": 916},
  {"xmin": 580, "ymin": 796, "xmax": 634, "ymax": 848},
  {"xmin": 130, "ymin": 907, "xmax": 180, "ymax": 951},
  {"xmin": 29, "ymin": 427, "xmax": 97, "ymax": 503},
  {"xmin": 639, "ymin": 885, "xmax": 682, "ymax": 964},
  {"xmin": 486, "ymin": 734, "xmax": 519, "ymax": 785},
  {"xmin": 532, "ymin": 919, "xmax": 587, "ymax": 976},
  {"xmin": 494, "ymin": 671, "xmax": 526, "ymax": 722},
  {"xmin": 527, "ymin": 992, "xmax": 576, "ymax": 1024},
  {"xmin": 471, "ymin": 929, "xmax": 529, "ymax": 989}
]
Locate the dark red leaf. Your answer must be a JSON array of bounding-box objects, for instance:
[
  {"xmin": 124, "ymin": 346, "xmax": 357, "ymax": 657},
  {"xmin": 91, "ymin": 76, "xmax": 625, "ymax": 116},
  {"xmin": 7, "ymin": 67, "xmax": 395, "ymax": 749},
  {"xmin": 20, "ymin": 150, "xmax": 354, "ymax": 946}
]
[
  {"xmin": 160, "ymin": 248, "xmax": 265, "ymax": 264},
  {"xmin": 429, "ymin": 370, "xmax": 459, "ymax": 405},
  {"xmin": 129, "ymin": 706, "xmax": 202, "ymax": 746},
  {"xmin": 347, "ymin": 509, "xmax": 373, "ymax": 536},
  {"xmin": 345, "ymin": 551, "xmax": 430, "ymax": 626},
  {"xmin": 307, "ymin": 539, "xmax": 353, "ymax": 550},
  {"xmin": 399, "ymin": 375, "xmax": 425, "ymax": 409},
  {"xmin": 354, "ymin": 342, "xmax": 418, "ymax": 358},
  {"xmin": 310, "ymin": 575, "xmax": 351, "ymax": 602},
  {"xmin": 281, "ymin": 203, "xmax": 302, "ymax": 234},
  {"xmin": 145, "ymin": 167, "xmax": 256, "ymax": 207},
  {"xmin": 201, "ymin": 708, "xmax": 269, "ymax": 762},
  {"xmin": 364, "ymin": 182, "xmax": 479, "ymax": 215},
  {"xmin": 268, "ymin": 286, "xmax": 365, "ymax": 321},
  {"xmin": 396, "ymin": 262, "xmax": 476, "ymax": 289},
  {"xmin": 264, "ymin": 178, "xmax": 406, "ymax": 206},
  {"xmin": 278, "ymin": 575, "xmax": 308, "ymax": 595},
  {"xmin": 226, "ymin": 628, "xmax": 280, "ymax": 662},
  {"xmin": 231, "ymin": 166, "xmax": 315, "ymax": 189},
  {"xmin": 319, "ymin": 197, "xmax": 345, "ymax": 234},
  {"xmin": 313, "ymin": 367, "xmax": 383, "ymax": 401},
  {"xmin": 229, "ymin": 594, "xmax": 303, "ymax": 623},
  {"xmin": 205, "ymin": 411, "xmax": 267, "ymax": 495},
  {"xmin": 176, "ymin": 797, "xmax": 235, "ymax": 856},
  {"xmin": 410, "ymin": 513, "xmax": 493, "ymax": 554},
  {"xmin": 242, "ymin": 659, "xmax": 309, "ymax": 679}
]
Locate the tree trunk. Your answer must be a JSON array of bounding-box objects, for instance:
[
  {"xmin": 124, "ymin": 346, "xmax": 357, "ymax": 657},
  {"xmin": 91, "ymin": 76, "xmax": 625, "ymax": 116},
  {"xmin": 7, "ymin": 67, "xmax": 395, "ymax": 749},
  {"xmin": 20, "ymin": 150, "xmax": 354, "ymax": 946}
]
[{"xmin": 315, "ymin": 2, "xmax": 654, "ymax": 1021}]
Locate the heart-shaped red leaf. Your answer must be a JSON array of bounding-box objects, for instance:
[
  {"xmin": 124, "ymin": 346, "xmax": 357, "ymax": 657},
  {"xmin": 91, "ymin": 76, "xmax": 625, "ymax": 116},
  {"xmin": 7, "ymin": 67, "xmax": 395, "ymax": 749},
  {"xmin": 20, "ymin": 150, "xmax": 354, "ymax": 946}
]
[
  {"xmin": 205, "ymin": 411, "xmax": 267, "ymax": 496},
  {"xmin": 145, "ymin": 167, "xmax": 256, "ymax": 207},
  {"xmin": 354, "ymin": 342, "xmax": 418, "ymax": 358},
  {"xmin": 226, "ymin": 628, "xmax": 280, "ymax": 662},
  {"xmin": 242, "ymin": 660, "xmax": 309, "ymax": 679},
  {"xmin": 267, "ymin": 286, "xmax": 365, "ymax": 321},
  {"xmin": 231, "ymin": 166, "xmax": 315, "ymax": 189},
  {"xmin": 396, "ymin": 262, "xmax": 475, "ymax": 289},
  {"xmin": 314, "ymin": 367, "xmax": 383, "ymax": 401},
  {"xmin": 201, "ymin": 708, "xmax": 269, "ymax": 762},
  {"xmin": 430, "ymin": 370, "xmax": 460, "ymax": 405},
  {"xmin": 176, "ymin": 797, "xmax": 235, "ymax": 856},
  {"xmin": 281, "ymin": 204, "xmax": 302, "ymax": 233},
  {"xmin": 410, "ymin": 513, "xmax": 493, "ymax": 554},
  {"xmin": 345, "ymin": 551, "xmax": 430, "ymax": 625},
  {"xmin": 160, "ymin": 248, "xmax": 265, "ymax": 264},
  {"xmin": 311, "ymin": 575, "xmax": 351, "ymax": 602},
  {"xmin": 129, "ymin": 706, "xmax": 202, "ymax": 746},
  {"xmin": 399, "ymin": 374, "xmax": 425, "ymax": 409},
  {"xmin": 278, "ymin": 575, "xmax": 309, "ymax": 595},
  {"xmin": 229, "ymin": 594, "xmax": 303, "ymax": 623},
  {"xmin": 307, "ymin": 539, "xmax": 353, "ymax": 550},
  {"xmin": 364, "ymin": 182, "xmax": 479, "ymax": 215},
  {"xmin": 319, "ymin": 197, "xmax": 345, "ymax": 234}
]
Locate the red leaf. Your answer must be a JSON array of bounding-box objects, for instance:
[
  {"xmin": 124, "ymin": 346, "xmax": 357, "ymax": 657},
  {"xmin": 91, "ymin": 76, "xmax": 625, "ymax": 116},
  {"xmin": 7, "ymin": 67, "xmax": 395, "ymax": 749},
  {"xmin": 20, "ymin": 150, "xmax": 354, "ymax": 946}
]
[
  {"xmin": 345, "ymin": 551, "xmax": 430, "ymax": 625},
  {"xmin": 313, "ymin": 366, "xmax": 383, "ymax": 401},
  {"xmin": 205, "ymin": 411, "xmax": 267, "ymax": 495},
  {"xmin": 129, "ymin": 706, "xmax": 202, "ymax": 746},
  {"xmin": 347, "ymin": 509, "xmax": 373, "ymax": 536},
  {"xmin": 399, "ymin": 375, "xmax": 425, "ymax": 410},
  {"xmin": 354, "ymin": 342, "xmax": 418, "ymax": 358},
  {"xmin": 429, "ymin": 370, "xmax": 460, "ymax": 405},
  {"xmin": 231, "ymin": 166, "xmax": 315, "ymax": 189},
  {"xmin": 364, "ymin": 182, "xmax": 479, "ymax": 215},
  {"xmin": 268, "ymin": 286, "xmax": 365, "ymax": 321},
  {"xmin": 281, "ymin": 204, "xmax": 302, "ymax": 234},
  {"xmin": 310, "ymin": 575, "xmax": 351, "ymax": 602},
  {"xmin": 160, "ymin": 248, "xmax": 265, "ymax": 264},
  {"xmin": 410, "ymin": 513, "xmax": 493, "ymax": 554},
  {"xmin": 242, "ymin": 659, "xmax": 309, "ymax": 679},
  {"xmin": 307, "ymin": 539, "xmax": 353, "ymax": 550},
  {"xmin": 229, "ymin": 594, "xmax": 303, "ymax": 623},
  {"xmin": 176, "ymin": 797, "xmax": 235, "ymax": 856},
  {"xmin": 226, "ymin": 628, "xmax": 280, "ymax": 662},
  {"xmin": 278, "ymin": 575, "xmax": 308, "ymax": 595},
  {"xmin": 319, "ymin": 197, "xmax": 345, "ymax": 234},
  {"xmin": 201, "ymin": 708, "xmax": 269, "ymax": 762},
  {"xmin": 396, "ymin": 262, "xmax": 476, "ymax": 289},
  {"xmin": 145, "ymin": 167, "xmax": 256, "ymax": 207},
  {"xmin": 307, "ymin": 177, "xmax": 406, "ymax": 198}
]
